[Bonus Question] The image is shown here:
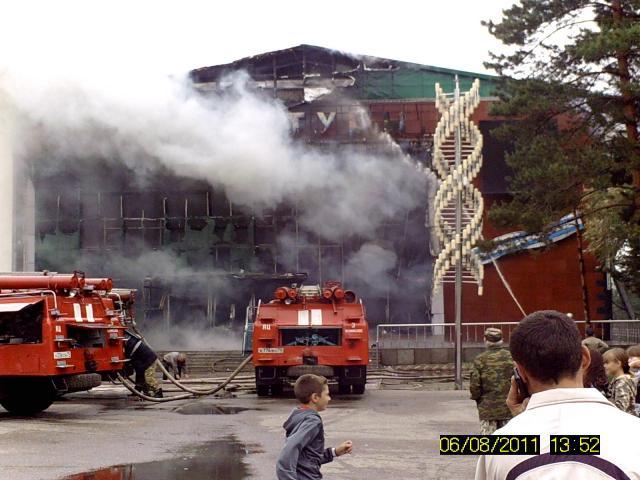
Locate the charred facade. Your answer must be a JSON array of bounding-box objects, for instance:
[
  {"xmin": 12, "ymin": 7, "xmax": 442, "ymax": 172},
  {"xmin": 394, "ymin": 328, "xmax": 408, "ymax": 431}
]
[{"xmin": 29, "ymin": 45, "xmax": 608, "ymax": 346}]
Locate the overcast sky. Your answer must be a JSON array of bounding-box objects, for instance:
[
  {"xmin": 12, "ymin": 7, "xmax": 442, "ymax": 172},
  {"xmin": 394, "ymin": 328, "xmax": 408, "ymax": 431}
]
[{"xmin": 0, "ymin": 0, "xmax": 516, "ymax": 79}]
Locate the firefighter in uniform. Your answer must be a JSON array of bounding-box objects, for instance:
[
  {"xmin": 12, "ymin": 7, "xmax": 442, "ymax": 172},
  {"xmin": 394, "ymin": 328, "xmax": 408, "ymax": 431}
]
[
  {"xmin": 469, "ymin": 328, "xmax": 513, "ymax": 434},
  {"xmin": 124, "ymin": 331, "xmax": 163, "ymax": 398}
]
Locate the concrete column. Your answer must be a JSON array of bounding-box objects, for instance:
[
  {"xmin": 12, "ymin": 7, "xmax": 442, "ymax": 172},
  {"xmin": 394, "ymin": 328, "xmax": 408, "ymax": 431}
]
[
  {"xmin": 17, "ymin": 177, "xmax": 36, "ymax": 271},
  {"xmin": 431, "ymin": 287, "xmax": 445, "ymax": 334},
  {"xmin": 0, "ymin": 85, "xmax": 14, "ymax": 271}
]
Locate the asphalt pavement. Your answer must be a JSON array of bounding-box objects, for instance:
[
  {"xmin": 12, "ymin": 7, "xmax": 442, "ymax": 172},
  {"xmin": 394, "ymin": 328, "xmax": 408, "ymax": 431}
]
[{"xmin": 0, "ymin": 384, "xmax": 481, "ymax": 479}]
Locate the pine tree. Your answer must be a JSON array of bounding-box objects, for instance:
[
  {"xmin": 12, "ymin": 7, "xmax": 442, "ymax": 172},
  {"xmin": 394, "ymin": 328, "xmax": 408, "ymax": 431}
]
[{"xmin": 484, "ymin": 0, "xmax": 640, "ymax": 293}]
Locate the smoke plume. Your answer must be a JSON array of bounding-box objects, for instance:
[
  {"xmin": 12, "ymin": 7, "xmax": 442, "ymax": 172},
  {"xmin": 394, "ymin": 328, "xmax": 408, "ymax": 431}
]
[
  {"xmin": 143, "ymin": 323, "xmax": 241, "ymax": 351},
  {"xmin": 6, "ymin": 70, "xmax": 425, "ymax": 242},
  {"xmin": 2, "ymin": 67, "xmax": 433, "ymax": 339},
  {"xmin": 345, "ymin": 243, "xmax": 399, "ymax": 296}
]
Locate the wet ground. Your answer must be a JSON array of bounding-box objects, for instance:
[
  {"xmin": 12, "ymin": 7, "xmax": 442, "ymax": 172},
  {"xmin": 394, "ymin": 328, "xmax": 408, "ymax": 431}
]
[
  {"xmin": 0, "ymin": 384, "xmax": 481, "ymax": 479},
  {"xmin": 63, "ymin": 439, "xmax": 248, "ymax": 480},
  {"xmin": 172, "ymin": 404, "xmax": 252, "ymax": 415}
]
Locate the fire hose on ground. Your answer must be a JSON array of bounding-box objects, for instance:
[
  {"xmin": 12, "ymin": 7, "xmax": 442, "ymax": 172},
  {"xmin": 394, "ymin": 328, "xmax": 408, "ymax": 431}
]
[
  {"xmin": 115, "ymin": 354, "xmax": 253, "ymax": 403},
  {"xmin": 116, "ymin": 357, "xmax": 468, "ymax": 401},
  {"xmin": 115, "ymin": 323, "xmax": 467, "ymax": 402},
  {"xmin": 115, "ymin": 321, "xmax": 254, "ymax": 402}
]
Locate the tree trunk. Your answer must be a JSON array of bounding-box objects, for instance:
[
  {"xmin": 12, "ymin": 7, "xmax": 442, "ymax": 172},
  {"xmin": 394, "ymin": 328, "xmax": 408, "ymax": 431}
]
[{"xmin": 612, "ymin": 0, "xmax": 640, "ymax": 204}]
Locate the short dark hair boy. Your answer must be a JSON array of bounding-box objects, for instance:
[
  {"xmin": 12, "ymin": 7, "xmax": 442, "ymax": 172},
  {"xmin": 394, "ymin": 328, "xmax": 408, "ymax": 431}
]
[
  {"xmin": 276, "ymin": 374, "xmax": 353, "ymax": 480},
  {"xmin": 509, "ymin": 310, "xmax": 583, "ymax": 384},
  {"xmin": 294, "ymin": 373, "xmax": 327, "ymax": 403}
]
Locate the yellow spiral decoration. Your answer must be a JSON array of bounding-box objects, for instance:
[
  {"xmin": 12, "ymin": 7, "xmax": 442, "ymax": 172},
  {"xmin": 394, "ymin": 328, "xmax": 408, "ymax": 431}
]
[{"xmin": 432, "ymin": 79, "xmax": 484, "ymax": 295}]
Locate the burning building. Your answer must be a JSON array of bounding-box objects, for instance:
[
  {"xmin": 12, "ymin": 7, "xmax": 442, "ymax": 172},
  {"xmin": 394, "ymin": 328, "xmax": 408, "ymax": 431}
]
[{"xmin": 2, "ymin": 45, "xmax": 609, "ymax": 349}]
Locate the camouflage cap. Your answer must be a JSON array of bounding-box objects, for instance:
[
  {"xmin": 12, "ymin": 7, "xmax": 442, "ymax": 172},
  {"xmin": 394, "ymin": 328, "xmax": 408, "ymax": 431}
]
[{"xmin": 484, "ymin": 327, "xmax": 502, "ymax": 342}]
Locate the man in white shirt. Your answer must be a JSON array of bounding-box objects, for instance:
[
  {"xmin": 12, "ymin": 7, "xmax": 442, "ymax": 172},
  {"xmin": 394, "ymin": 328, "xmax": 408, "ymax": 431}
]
[{"xmin": 475, "ymin": 310, "xmax": 640, "ymax": 480}]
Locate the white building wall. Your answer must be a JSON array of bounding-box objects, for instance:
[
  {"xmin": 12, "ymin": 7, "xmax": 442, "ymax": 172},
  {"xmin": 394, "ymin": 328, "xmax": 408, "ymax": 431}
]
[{"xmin": 0, "ymin": 86, "xmax": 13, "ymax": 271}]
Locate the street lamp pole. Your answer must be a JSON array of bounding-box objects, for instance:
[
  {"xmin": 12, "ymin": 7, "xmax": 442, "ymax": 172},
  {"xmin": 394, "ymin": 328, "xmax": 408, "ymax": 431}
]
[{"xmin": 454, "ymin": 75, "xmax": 463, "ymax": 390}]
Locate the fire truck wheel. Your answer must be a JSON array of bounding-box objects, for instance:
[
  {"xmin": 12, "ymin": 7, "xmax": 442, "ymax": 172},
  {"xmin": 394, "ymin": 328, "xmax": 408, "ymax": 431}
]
[
  {"xmin": 256, "ymin": 384, "xmax": 270, "ymax": 397},
  {"xmin": 338, "ymin": 383, "xmax": 351, "ymax": 394},
  {"xmin": 0, "ymin": 381, "xmax": 56, "ymax": 415},
  {"xmin": 352, "ymin": 383, "xmax": 365, "ymax": 395},
  {"xmin": 271, "ymin": 384, "xmax": 283, "ymax": 396}
]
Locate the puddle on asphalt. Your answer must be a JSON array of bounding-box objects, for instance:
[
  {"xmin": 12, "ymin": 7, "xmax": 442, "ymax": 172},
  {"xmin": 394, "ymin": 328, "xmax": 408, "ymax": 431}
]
[
  {"xmin": 173, "ymin": 403, "xmax": 252, "ymax": 415},
  {"xmin": 63, "ymin": 439, "xmax": 249, "ymax": 480}
]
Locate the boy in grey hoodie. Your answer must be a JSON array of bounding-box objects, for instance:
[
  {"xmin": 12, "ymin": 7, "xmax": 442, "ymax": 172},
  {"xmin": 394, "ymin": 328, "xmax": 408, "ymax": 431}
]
[{"xmin": 276, "ymin": 374, "xmax": 353, "ymax": 480}]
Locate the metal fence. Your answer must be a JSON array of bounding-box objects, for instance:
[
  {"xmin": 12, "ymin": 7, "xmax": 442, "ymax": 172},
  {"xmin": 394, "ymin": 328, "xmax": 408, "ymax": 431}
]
[{"xmin": 375, "ymin": 319, "xmax": 640, "ymax": 356}]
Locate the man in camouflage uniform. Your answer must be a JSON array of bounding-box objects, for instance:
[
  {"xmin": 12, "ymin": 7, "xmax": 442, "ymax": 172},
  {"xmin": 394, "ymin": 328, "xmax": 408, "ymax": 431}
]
[{"xmin": 470, "ymin": 328, "xmax": 513, "ymax": 434}]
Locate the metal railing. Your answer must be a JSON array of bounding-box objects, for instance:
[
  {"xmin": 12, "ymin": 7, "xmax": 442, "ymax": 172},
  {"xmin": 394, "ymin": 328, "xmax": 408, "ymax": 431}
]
[
  {"xmin": 375, "ymin": 319, "xmax": 640, "ymax": 365},
  {"xmin": 604, "ymin": 319, "xmax": 640, "ymax": 344}
]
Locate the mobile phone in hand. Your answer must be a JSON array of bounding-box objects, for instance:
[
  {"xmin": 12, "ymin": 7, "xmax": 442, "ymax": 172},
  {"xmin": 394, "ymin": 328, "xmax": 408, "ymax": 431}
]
[{"xmin": 513, "ymin": 367, "xmax": 530, "ymax": 399}]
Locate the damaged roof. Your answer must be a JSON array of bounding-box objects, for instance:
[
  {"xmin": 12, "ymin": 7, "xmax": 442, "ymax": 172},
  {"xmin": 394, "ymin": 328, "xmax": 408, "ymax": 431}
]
[{"xmin": 189, "ymin": 44, "xmax": 498, "ymax": 100}]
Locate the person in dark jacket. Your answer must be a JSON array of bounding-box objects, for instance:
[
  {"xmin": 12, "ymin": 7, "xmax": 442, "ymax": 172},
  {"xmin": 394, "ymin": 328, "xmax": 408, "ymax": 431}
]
[
  {"xmin": 276, "ymin": 374, "xmax": 352, "ymax": 480},
  {"xmin": 124, "ymin": 331, "xmax": 162, "ymax": 398}
]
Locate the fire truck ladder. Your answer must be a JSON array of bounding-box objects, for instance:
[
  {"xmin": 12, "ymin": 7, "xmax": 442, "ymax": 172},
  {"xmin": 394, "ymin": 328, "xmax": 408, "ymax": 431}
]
[
  {"xmin": 432, "ymin": 78, "xmax": 484, "ymax": 295},
  {"xmin": 242, "ymin": 297, "xmax": 259, "ymax": 354}
]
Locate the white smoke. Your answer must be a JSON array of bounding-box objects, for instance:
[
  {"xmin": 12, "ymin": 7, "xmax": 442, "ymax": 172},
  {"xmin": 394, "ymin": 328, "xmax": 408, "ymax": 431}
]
[
  {"xmin": 2, "ymin": 66, "xmax": 434, "ymax": 329},
  {"xmin": 5, "ymin": 70, "xmax": 426, "ymax": 242},
  {"xmin": 64, "ymin": 246, "xmax": 241, "ymax": 350},
  {"xmin": 0, "ymin": 84, "xmax": 14, "ymax": 271},
  {"xmin": 345, "ymin": 243, "xmax": 399, "ymax": 296},
  {"xmin": 64, "ymin": 243, "xmax": 227, "ymax": 289},
  {"xmin": 275, "ymin": 233, "xmax": 301, "ymax": 272},
  {"xmin": 143, "ymin": 324, "xmax": 241, "ymax": 351}
]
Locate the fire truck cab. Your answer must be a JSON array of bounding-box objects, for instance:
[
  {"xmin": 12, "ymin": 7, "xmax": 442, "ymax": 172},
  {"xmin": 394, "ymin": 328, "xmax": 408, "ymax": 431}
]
[
  {"xmin": 0, "ymin": 272, "xmax": 130, "ymax": 414},
  {"xmin": 252, "ymin": 282, "xmax": 368, "ymax": 396}
]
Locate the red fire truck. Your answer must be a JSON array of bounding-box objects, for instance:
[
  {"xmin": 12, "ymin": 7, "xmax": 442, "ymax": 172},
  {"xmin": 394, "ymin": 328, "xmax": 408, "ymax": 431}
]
[
  {"xmin": 252, "ymin": 282, "xmax": 368, "ymax": 396},
  {"xmin": 0, "ymin": 272, "xmax": 130, "ymax": 414}
]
